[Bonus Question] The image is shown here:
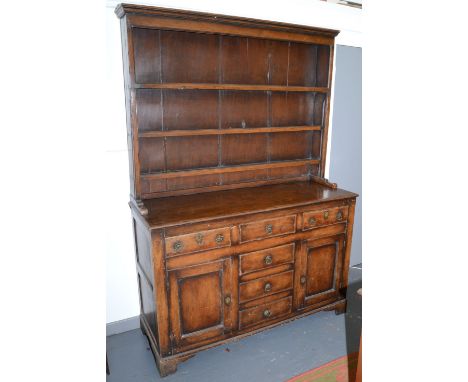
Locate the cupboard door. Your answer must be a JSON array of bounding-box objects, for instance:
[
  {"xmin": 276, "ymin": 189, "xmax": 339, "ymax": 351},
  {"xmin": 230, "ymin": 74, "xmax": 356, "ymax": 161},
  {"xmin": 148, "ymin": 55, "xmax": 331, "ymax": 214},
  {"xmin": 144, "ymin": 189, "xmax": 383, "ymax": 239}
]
[
  {"xmin": 168, "ymin": 259, "xmax": 236, "ymax": 350},
  {"xmin": 294, "ymin": 235, "xmax": 345, "ymax": 309}
]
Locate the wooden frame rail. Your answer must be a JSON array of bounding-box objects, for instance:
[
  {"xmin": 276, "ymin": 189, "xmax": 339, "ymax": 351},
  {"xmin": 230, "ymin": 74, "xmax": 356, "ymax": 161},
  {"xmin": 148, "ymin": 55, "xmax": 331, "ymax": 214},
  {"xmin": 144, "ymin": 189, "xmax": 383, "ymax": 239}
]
[
  {"xmin": 139, "ymin": 126, "xmax": 321, "ymax": 138},
  {"xmin": 141, "ymin": 159, "xmax": 320, "ymax": 180},
  {"xmin": 133, "ymin": 83, "xmax": 330, "ymax": 93}
]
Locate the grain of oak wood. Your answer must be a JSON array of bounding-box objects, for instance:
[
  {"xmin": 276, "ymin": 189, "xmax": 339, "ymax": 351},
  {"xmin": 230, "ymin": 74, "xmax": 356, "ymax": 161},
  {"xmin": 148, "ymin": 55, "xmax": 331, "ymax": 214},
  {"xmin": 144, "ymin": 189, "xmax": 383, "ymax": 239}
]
[{"xmin": 116, "ymin": 4, "xmax": 357, "ymax": 377}]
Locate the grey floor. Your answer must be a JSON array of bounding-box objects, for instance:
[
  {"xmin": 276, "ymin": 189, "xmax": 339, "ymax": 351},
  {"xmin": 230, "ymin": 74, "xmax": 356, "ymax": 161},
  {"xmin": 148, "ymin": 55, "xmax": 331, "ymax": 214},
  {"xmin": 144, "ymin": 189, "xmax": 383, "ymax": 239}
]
[{"xmin": 107, "ymin": 267, "xmax": 361, "ymax": 382}]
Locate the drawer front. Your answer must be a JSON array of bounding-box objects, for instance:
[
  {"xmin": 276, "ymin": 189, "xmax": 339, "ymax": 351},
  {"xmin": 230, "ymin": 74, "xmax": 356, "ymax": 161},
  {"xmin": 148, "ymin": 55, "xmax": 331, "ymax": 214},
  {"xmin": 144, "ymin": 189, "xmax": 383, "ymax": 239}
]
[
  {"xmin": 240, "ymin": 243, "xmax": 295, "ymax": 274},
  {"xmin": 165, "ymin": 227, "xmax": 231, "ymax": 256},
  {"xmin": 303, "ymin": 206, "xmax": 348, "ymax": 230},
  {"xmin": 239, "ymin": 215, "xmax": 296, "ymax": 243},
  {"xmin": 240, "ymin": 296, "xmax": 292, "ymax": 329},
  {"xmin": 239, "ymin": 270, "xmax": 294, "ymax": 302}
]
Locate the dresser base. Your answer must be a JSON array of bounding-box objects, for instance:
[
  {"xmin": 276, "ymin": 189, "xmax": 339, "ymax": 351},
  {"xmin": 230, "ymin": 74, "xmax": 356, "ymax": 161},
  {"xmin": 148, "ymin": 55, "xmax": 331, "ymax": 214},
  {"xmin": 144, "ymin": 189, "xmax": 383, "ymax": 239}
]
[{"xmin": 141, "ymin": 298, "xmax": 347, "ymax": 377}]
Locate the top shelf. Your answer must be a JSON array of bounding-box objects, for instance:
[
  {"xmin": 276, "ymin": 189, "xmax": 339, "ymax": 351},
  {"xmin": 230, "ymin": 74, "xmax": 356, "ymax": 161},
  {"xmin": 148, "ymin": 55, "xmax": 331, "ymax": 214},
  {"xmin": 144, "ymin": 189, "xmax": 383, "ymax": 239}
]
[{"xmin": 133, "ymin": 83, "xmax": 330, "ymax": 93}]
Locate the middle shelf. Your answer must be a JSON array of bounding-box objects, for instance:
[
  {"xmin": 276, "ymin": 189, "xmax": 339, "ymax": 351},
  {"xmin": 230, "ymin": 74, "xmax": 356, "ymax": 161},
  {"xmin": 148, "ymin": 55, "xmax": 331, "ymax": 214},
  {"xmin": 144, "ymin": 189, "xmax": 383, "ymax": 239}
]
[
  {"xmin": 141, "ymin": 159, "xmax": 320, "ymax": 180},
  {"xmin": 133, "ymin": 83, "xmax": 330, "ymax": 93},
  {"xmin": 138, "ymin": 125, "xmax": 322, "ymax": 138}
]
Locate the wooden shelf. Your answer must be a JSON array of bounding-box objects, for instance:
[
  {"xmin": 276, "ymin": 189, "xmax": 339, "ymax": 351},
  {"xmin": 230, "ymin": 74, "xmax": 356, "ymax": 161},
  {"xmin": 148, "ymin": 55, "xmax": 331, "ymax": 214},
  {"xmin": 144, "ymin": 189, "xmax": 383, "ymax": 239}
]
[
  {"xmin": 139, "ymin": 126, "xmax": 321, "ymax": 138},
  {"xmin": 133, "ymin": 83, "xmax": 329, "ymax": 93},
  {"xmin": 141, "ymin": 159, "xmax": 319, "ymax": 180}
]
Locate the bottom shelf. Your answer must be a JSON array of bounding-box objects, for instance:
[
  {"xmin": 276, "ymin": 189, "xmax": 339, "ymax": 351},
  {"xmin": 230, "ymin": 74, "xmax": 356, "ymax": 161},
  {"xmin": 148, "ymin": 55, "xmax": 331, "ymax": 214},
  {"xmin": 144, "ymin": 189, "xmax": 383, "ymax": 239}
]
[{"xmin": 140, "ymin": 159, "xmax": 321, "ymax": 198}]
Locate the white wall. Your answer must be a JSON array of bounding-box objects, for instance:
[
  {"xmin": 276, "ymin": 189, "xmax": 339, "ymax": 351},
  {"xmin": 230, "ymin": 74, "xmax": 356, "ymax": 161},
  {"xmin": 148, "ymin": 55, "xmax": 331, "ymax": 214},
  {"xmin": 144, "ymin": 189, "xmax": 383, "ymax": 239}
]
[
  {"xmin": 329, "ymin": 46, "xmax": 362, "ymax": 266},
  {"xmin": 105, "ymin": 0, "xmax": 362, "ymax": 324},
  {"xmin": 105, "ymin": 6, "xmax": 140, "ymax": 324}
]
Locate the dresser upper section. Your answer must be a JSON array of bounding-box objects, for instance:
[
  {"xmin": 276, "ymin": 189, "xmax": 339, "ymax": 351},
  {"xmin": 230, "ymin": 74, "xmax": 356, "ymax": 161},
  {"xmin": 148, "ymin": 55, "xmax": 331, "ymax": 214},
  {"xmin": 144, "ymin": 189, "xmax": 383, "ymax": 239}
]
[{"xmin": 116, "ymin": 4, "xmax": 340, "ymax": 200}]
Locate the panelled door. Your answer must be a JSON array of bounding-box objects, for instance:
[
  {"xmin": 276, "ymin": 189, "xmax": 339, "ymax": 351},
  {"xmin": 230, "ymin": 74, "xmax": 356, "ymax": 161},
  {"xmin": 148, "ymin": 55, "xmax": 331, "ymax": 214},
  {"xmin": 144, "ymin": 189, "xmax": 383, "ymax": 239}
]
[
  {"xmin": 294, "ymin": 235, "xmax": 345, "ymax": 309},
  {"xmin": 168, "ymin": 258, "xmax": 236, "ymax": 350}
]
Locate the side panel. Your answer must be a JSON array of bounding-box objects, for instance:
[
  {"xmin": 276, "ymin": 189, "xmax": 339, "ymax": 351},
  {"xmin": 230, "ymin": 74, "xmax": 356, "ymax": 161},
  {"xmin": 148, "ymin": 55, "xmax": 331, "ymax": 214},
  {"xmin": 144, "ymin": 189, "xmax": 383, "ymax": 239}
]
[
  {"xmin": 120, "ymin": 16, "xmax": 140, "ymax": 198},
  {"xmin": 133, "ymin": 218, "xmax": 159, "ymax": 349},
  {"xmin": 150, "ymin": 229, "xmax": 171, "ymax": 356}
]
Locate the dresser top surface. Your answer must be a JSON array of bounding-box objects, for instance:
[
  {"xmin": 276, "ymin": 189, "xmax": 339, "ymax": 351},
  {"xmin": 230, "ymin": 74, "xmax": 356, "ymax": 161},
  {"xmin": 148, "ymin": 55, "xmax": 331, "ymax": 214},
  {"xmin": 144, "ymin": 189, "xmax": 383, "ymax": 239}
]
[{"xmin": 140, "ymin": 181, "xmax": 357, "ymax": 229}]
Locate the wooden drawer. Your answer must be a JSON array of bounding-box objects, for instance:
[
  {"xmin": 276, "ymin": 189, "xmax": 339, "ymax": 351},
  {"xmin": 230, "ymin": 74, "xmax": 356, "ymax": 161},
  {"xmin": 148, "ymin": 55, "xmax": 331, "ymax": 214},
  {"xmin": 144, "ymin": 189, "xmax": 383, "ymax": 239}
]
[
  {"xmin": 303, "ymin": 206, "xmax": 349, "ymax": 230},
  {"xmin": 239, "ymin": 215, "xmax": 296, "ymax": 243},
  {"xmin": 239, "ymin": 270, "xmax": 293, "ymax": 302},
  {"xmin": 240, "ymin": 296, "xmax": 292, "ymax": 329},
  {"xmin": 240, "ymin": 243, "xmax": 295, "ymax": 274},
  {"xmin": 165, "ymin": 227, "xmax": 231, "ymax": 256}
]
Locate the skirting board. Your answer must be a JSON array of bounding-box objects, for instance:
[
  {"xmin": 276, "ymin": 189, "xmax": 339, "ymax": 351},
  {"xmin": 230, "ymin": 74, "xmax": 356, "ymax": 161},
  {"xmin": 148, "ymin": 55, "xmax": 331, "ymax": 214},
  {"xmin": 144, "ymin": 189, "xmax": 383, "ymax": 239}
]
[{"xmin": 106, "ymin": 316, "xmax": 140, "ymax": 336}]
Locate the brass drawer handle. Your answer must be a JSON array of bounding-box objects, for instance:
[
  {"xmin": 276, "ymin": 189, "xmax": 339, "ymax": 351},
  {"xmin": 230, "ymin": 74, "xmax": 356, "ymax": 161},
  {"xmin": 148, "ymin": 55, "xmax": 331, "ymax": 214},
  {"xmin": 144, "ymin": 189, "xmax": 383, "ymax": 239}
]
[
  {"xmin": 173, "ymin": 241, "xmax": 183, "ymax": 252},
  {"xmin": 336, "ymin": 210, "xmax": 343, "ymax": 221},
  {"xmin": 215, "ymin": 234, "xmax": 224, "ymax": 244},
  {"xmin": 265, "ymin": 224, "xmax": 273, "ymax": 234},
  {"xmin": 308, "ymin": 217, "xmax": 317, "ymax": 226},
  {"xmin": 264, "ymin": 282, "xmax": 272, "ymax": 293},
  {"xmin": 324, "ymin": 211, "xmax": 329, "ymax": 219},
  {"xmin": 224, "ymin": 295, "xmax": 231, "ymax": 306},
  {"xmin": 264, "ymin": 255, "xmax": 273, "ymax": 265},
  {"xmin": 300, "ymin": 275, "xmax": 306, "ymax": 285},
  {"xmin": 263, "ymin": 309, "xmax": 271, "ymax": 318},
  {"xmin": 195, "ymin": 233, "xmax": 204, "ymax": 245}
]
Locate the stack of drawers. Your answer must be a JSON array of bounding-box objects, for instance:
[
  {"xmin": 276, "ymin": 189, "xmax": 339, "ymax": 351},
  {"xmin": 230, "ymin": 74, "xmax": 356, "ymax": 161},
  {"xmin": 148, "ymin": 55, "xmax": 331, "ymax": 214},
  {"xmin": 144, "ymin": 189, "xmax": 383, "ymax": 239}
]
[
  {"xmin": 239, "ymin": 243, "xmax": 295, "ymax": 329},
  {"xmin": 236, "ymin": 215, "xmax": 297, "ymax": 328}
]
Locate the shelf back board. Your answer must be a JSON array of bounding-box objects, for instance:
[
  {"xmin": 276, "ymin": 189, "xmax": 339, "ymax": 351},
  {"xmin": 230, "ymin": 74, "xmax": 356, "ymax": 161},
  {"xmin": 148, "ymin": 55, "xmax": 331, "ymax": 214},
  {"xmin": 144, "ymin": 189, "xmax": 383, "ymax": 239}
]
[{"xmin": 116, "ymin": 4, "xmax": 339, "ymax": 200}]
